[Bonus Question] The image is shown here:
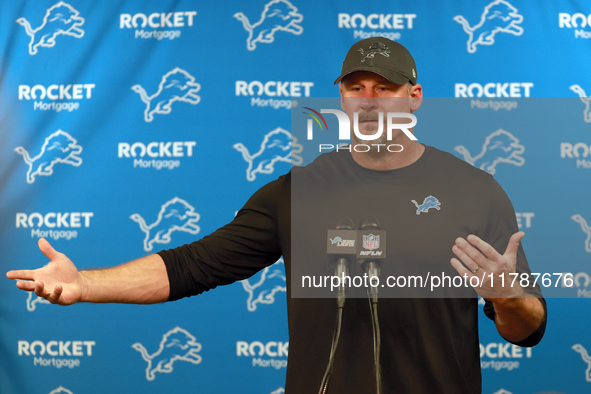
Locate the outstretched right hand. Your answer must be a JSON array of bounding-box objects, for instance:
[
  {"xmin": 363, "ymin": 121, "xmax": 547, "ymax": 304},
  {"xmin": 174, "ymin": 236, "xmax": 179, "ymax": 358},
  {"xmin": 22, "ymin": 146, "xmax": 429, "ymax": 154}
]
[{"xmin": 6, "ymin": 238, "xmax": 84, "ymax": 305}]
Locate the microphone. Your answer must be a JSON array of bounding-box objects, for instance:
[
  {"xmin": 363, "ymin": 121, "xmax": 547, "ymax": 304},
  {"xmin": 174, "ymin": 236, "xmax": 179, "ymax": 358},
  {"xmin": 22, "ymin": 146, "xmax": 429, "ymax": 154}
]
[
  {"xmin": 357, "ymin": 216, "xmax": 387, "ymax": 300},
  {"xmin": 327, "ymin": 217, "xmax": 357, "ymax": 302},
  {"xmin": 320, "ymin": 218, "xmax": 357, "ymax": 394}
]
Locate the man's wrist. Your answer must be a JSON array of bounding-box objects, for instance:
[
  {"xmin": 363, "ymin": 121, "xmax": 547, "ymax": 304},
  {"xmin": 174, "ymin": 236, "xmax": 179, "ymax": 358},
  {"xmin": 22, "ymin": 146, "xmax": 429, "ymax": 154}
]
[
  {"xmin": 489, "ymin": 293, "xmax": 534, "ymax": 312},
  {"xmin": 79, "ymin": 270, "xmax": 90, "ymax": 303}
]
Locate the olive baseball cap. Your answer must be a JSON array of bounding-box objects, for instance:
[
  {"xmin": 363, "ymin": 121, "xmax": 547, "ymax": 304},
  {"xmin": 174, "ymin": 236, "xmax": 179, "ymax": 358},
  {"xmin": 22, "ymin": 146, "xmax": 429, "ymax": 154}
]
[{"xmin": 334, "ymin": 37, "xmax": 417, "ymax": 85}]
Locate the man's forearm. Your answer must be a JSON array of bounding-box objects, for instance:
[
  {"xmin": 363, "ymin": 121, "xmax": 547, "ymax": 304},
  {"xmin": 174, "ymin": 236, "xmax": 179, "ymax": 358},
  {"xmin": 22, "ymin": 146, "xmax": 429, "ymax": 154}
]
[
  {"xmin": 80, "ymin": 254, "xmax": 170, "ymax": 304},
  {"xmin": 491, "ymin": 297, "xmax": 545, "ymax": 343}
]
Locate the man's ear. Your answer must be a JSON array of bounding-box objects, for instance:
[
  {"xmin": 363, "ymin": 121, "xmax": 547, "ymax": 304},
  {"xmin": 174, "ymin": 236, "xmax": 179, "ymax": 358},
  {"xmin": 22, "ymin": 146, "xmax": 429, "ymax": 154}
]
[
  {"xmin": 339, "ymin": 83, "xmax": 345, "ymax": 111},
  {"xmin": 410, "ymin": 83, "xmax": 423, "ymax": 112}
]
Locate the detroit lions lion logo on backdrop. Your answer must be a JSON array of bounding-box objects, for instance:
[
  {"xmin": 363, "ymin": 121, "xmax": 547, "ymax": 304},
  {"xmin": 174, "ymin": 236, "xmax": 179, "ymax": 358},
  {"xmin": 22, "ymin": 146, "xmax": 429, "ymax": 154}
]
[
  {"xmin": 572, "ymin": 344, "xmax": 591, "ymax": 382},
  {"xmin": 234, "ymin": 0, "xmax": 303, "ymax": 51},
  {"xmin": 571, "ymin": 214, "xmax": 591, "ymax": 253},
  {"xmin": 26, "ymin": 292, "xmax": 50, "ymax": 312},
  {"xmin": 570, "ymin": 85, "xmax": 591, "ymax": 123},
  {"xmin": 132, "ymin": 327, "xmax": 202, "ymax": 381},
  {"xmin": 130, "ymin": 197, "xmax": 200, "ymax": 252},
  {"xmin": 233, "ymin": 127, "xmax": 303, "ymax": 181},
  {"xmin": 453, "ymin": 0, "xmax": 523, "ymax": 53},
  {"xmin": 14, "ymin": 130, "xmax": 83, "ymax": 184},
  {"xmin": 454, "ymin": 129, "xmax": 525, "ymax": 175},
  {"xmin": 16, "ymin": 1, "xmax": 85, "ymax": 55},
  {"xmin": 241, "ymin": 258, "xmax": 286, "ymax": 311},
  {"xmin": 48, "ymin": 387, "xmax": 74, "ymax": 394},
  {"xmin": 131, "ymin": 67, "xmax": 201, "ymax": 122}
]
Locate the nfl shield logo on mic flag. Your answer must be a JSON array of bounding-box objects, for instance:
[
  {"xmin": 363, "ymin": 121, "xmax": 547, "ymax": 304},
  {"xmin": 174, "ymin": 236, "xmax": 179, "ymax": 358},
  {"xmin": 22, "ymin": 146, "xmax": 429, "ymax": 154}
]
[{"xmin": 363, "ymin": 234, "xmax": 380, "ymax": 250}]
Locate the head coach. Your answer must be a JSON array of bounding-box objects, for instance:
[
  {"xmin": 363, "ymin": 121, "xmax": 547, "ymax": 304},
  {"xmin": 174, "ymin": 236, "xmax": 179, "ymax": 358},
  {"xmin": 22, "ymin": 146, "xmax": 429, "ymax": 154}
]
[{"xmin": 7, "ymin": 37, "xmax": 546, "ymax": 393}]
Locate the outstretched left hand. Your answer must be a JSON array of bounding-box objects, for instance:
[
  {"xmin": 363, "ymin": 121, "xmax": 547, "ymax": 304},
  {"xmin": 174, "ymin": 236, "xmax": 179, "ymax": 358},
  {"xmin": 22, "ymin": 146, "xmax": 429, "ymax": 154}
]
[{"xmin": 450, "ymin": 231, "xmax": 527, "ymax": 300}]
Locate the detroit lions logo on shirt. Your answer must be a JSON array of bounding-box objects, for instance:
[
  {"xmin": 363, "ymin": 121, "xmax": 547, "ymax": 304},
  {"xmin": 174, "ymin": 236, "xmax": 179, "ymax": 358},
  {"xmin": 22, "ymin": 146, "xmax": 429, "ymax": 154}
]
[{"xmin": 411, "ymin": 195, "xmax": 441, "ymax": 215}]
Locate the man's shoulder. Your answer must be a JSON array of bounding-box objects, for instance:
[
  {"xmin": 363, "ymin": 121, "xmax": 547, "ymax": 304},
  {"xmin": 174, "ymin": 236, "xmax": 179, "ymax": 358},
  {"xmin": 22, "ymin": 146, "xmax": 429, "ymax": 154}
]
[{"xmin": 290, "ymin": 149, "xmax": 347, "ymax": 177}]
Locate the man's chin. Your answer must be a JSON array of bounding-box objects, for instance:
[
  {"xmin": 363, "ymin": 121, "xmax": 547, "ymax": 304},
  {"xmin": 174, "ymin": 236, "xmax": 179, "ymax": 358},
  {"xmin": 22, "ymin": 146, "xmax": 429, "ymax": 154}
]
[{"xmin": 352, "ymin": 136, "xmax": 390, "ymax": 148}]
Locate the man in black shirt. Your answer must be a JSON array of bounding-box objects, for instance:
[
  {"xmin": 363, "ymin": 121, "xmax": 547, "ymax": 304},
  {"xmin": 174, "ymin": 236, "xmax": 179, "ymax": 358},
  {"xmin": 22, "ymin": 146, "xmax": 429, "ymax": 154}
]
[{"xmin": 7, "ymin": 38, "xmax": 546, "ymax": 393}]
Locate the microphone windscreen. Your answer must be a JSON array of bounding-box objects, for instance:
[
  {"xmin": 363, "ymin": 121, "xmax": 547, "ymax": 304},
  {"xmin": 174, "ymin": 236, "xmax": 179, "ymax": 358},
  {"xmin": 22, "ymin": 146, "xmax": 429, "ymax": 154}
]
[
  {"xmin": 336, "ymin": 217, "xmax": 354, "ymax": 230},
  {"xmin": 359, "ymin": 215, "xmax": 380, "ymax": 230}
]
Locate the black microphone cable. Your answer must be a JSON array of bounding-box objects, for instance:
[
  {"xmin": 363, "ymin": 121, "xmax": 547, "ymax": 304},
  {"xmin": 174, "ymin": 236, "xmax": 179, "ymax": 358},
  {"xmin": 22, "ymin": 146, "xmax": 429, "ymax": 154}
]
[{"xmin": 368, "ymin": 293, "xmax": 382, "ymax": 394}]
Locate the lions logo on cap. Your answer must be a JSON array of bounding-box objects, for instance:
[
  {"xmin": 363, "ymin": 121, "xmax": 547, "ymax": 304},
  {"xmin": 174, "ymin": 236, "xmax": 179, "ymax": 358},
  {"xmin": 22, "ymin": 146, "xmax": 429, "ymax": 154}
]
[{"xmin": 358, "ymin": 42, "xmax": 390, "ymax": 62}]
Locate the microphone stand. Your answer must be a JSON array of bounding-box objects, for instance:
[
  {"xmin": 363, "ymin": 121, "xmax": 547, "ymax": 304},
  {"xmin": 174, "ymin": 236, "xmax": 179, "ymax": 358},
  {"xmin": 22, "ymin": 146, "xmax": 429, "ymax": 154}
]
[
  {"xmin": 366, "ymin": 260, "xmax": 382, "ymax": 394},
  {"xmin": 358, "ymin": 216, "xmax": 385, "ymax": 394},
  {"xmin": 318, "ymin": 257, "xmax": 348, "ymax": 394}
]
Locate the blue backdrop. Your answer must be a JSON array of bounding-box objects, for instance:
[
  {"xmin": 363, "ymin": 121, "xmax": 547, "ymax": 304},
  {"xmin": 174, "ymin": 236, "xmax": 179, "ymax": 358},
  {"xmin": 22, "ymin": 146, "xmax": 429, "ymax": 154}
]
[{"xmin": 1, "ymin": 1, "xmax": 591, "ymax": 393}]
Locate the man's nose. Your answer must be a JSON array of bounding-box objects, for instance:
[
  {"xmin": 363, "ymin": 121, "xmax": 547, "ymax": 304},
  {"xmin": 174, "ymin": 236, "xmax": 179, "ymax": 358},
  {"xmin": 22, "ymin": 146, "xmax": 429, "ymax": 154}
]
[{"xmin": 359, "ymin": 92, "xmax": 377, "ymax": 111}]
